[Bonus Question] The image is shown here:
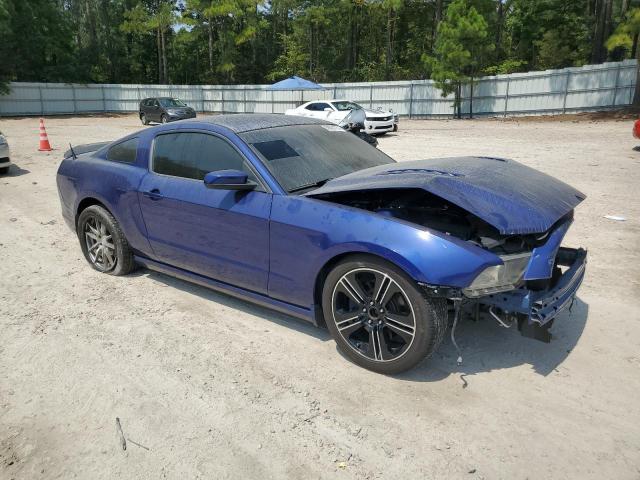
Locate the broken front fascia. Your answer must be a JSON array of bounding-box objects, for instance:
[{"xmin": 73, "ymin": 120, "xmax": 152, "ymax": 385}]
[
  {"xmin": 421, "ymin": 217, "xmax": 587, "ymax": 327},
  {"xmin": 462, "ymin": 217, "xmax": 574, "ymax": 298}
]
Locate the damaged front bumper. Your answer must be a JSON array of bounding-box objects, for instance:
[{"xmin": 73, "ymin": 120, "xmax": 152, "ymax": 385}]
[
  {"xmin": 479, "ymin": 247, "xmax": 586, "ymax": 327},
  {"xmin": 421, "ymin": 247, "xmax": 587, "ymax": 343}
]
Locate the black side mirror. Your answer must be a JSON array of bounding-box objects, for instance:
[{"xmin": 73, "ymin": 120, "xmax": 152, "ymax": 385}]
[{"xmin": 203, "ymin": 169, "xmax": 256, "ymax": 191}]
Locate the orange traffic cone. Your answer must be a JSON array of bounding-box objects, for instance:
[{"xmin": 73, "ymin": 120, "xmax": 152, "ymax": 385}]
[{"xmin": 38, "ymin": 118, "xmax": 52, "ymax": 151}]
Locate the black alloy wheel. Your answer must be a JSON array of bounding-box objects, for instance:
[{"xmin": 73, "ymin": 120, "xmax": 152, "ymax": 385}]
[{"xmin": 323, "ymin": 255, "xmax": 447, "ymax": 374}]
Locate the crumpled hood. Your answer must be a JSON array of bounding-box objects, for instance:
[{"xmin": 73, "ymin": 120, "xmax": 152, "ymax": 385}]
[{"xmin": 306, "ymin": 157, "xmax": 586, "ymax": 235}]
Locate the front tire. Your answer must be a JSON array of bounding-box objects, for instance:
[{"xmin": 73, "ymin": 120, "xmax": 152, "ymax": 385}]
[
  {"xmin": 322, "ymin": 255, "xmax": 447, "ymax": 374},
  {"xmin": 141, "ymin": 113, "xmax": 149, "ymax": 125},
  {"xmin": 77, "ymin": 205, "xmax": 135, "ymax": 276},
  {"xmin": 161, "ymin": 114, "xmax": 168, "ymax": 124}
]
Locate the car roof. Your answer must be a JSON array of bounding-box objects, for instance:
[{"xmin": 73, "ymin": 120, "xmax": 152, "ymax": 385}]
[
  {"xmin": 189, "ymin": 114, "xmax": 332, "ymax": 133},
  {"xmin": 306, "ymin": 99, "xmax": 357, "ymax": 103}
]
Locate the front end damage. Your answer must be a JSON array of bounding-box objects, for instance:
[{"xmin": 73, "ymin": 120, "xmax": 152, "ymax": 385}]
[
  {"xmin": 422, "ymin": 246, "xmax": 586, "ymax": 343},
  {"xmin": 310, "ymin": 185, "xmax": 587, "ymax": 343}
]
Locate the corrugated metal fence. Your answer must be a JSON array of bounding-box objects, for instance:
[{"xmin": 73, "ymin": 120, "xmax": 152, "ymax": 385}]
[{"xmin": 0, "ymin": 60, "xmax": 636, "ymax": 118}]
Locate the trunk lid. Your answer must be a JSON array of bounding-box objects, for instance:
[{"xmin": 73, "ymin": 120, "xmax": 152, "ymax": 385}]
[{"xmin": 305, "ymin": 157, "xmax": 585, "ymax": 235}]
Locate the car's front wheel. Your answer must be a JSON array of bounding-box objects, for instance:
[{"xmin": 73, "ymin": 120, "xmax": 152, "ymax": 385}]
[
  {"xmin": 141, "ymin": 113, "xmax": 149, "ymax": 125},
  {"xmin": 161, "ymin": 114, "xmax": 168, "ymax": 124},
  {"xmin": 77, "ymin": 205, "xmax": 135, "ymax": 276},
  {"xmin": 322, "ymin": 255, "xmax": 447, "ymax": 374}
]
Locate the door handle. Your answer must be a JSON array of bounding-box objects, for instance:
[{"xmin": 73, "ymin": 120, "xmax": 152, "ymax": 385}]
[{"xmin": 143, "ymin": 189, "xmax": 163, "ymax": 201}]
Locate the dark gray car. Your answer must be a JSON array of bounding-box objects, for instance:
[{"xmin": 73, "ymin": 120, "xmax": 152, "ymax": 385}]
[{"xmin": 139, "ymin": 97, "xmax": 196, "ymax": 125}]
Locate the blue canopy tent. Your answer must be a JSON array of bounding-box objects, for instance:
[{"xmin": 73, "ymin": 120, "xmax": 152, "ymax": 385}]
[
  {"xmin": 267, "ymin": 76, "xmax": 325, "ymax": 90},
  {"xmin": 267, "ymin": 76, "xmax": 325, "ymax": 108}
]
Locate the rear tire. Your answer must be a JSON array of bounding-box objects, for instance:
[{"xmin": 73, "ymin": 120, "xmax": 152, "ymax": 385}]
[
  {"xmin": 77, "ymin": 205, "xmax": 136, "ymax": 276},
  {"xmin": 322, "ymin": 255, "xmax": 447, "ymax": 374},
  {"xmin": 141, "ymin": 113, "xmax": 149, "ymax": 125}
]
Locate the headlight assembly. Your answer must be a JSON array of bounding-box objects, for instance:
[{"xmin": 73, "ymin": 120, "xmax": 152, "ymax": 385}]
[{"xmin": 463, "ymin": 252, "xmax": 531, "ymax": 298}]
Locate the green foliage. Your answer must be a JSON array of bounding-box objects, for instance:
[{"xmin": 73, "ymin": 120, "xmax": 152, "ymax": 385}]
[
  {"xmin": 423, "ymin": 0, "xmax": 493, "ymax": 115},
  {"xmin": 484, "ymin": 59, "xmax": 528, "ymax": 76},
  {"xmin": 0, "ymin": 0, "xmax": 638, "ymax": 92},
  {"xmin": 506, "ymin": 0, "xmax": 591, "ymax": 70},
  {"xmin": 606, "ymin": 8, "xmax": 640, "ymax": 55}
]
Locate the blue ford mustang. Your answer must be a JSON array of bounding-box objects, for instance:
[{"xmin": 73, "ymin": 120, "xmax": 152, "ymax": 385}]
[{"xmin": 56, "ymin": 114, "xmax": 587, "ymax": 373}]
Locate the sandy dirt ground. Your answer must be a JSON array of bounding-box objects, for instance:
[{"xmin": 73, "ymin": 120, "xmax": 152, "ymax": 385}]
[{"xmin": 0, "ymin": 114, "xmax": 639, "ymax": 480}]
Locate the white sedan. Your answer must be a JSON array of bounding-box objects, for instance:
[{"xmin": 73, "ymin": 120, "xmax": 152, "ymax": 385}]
[
  {"xmin": 0, "ymin": 131, "xmax": 11, "ymax": 174},
  {"xmin": 285, "ymin": 100, "xmax": 398, "ymax": 135}
]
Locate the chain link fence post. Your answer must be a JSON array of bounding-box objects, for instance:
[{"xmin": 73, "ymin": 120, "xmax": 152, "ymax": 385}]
[
  {"xmin": 503, "ymin": 77, "xmax": 510, "ymax": 117},
  {"xmin": 408, "ymin": 82, "xmax": 414, "ymax": 119},
  {"xmin": 562, "ymin": 70, "xmax": 571, "ymax": 114},
  {"xmin": 71, "ymin": 84, "xmax": 77, "ymax": 113},
  {"xmin": 612, "ymin": 62, "xmax": 622, "ymax": 108}
]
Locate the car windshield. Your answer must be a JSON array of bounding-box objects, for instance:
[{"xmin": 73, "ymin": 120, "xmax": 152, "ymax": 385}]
[
  {"xmin": 241, "ymin": 124, "xmax": 395, "ymax": 193},
  {"xmin": 332, "ymin": 101, "xmax": 363, "ymax": 111},
  {"xmin": 159, "ymin": 98, "xmax": 187, "ymax": 107}
]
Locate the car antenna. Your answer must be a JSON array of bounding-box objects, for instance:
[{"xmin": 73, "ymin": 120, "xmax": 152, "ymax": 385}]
[{"xmin": 69, "ymin": 143, "xmax": 77, "ymax": 159}]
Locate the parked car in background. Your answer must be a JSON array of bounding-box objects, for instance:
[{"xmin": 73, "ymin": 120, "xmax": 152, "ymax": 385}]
[
  {"xmin": 56, "ymin": 114, "xmax": 586, "ymax": 374},
  {"xmin": 0, "ymin": 131, "xmax": 11, "ymax": 174},
  {"xmin": 139, "ymin": 97, "xmax": 196, "ymax": 125},
  {"xmin": 286, "ymin": 100, "xmax": 397, "ymax": 135}
]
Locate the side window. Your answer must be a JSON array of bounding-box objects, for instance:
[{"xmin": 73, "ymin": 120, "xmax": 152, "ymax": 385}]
[
  {"xmin": 106, "ymin": 138, "xmax": 138, "ymax": 164},
  {"xmin": 307, "ymin": 102, "xmax": 331, "ymax": 111},
  {"xmin": 153, "ymin": 132, "xmax": 261, "ymax": 186}
]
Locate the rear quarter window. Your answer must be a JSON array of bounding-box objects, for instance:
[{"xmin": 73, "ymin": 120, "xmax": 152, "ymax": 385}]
[{"xmin": 106, "ymin": 138, "xmax": 138, "ymax": 164}]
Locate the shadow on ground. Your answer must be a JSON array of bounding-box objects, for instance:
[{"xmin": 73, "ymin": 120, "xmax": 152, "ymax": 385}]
[
  {"xmin": 2, "ymin": 165, "xmax": 30, "ymax": 177},
  {"xmin": 135, "ymin": 268, "xmax": 588, "ymax": 382},
  {"xmin": 399, "ymin": 297, "xmax": 589, "ymax": 383},
  {"xmin": 140, "ymin": 269, "xmax": 331, "ymax": 342}
]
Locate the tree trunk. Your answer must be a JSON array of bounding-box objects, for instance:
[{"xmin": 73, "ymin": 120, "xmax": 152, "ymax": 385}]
[
  {"xmin": 156, "ymin": 27, "xmax": 162, "ymax": 83},
  {"xmin": 592, "ymin": 0, "xmax": 613, "ymax": 63},
  {"xmin": 208, "ymin": 21, "xmax": 214, "ymax": 72},
  {"xmin": 592, "ymin": 0, "xmax": 603, "ymax": 63},
  {"xmin": 309, "ymin": 23, "xmax": 314, "ymax": 78},
  {"xmin": 347, "ymin": 3, "xmax": 359, "ymax": 71},
  {"xmin": 454, "ymin": 82, "xmax": 462, "ymax": 119},
  {"xmin": 603, "ymin": 0, "xmax": 613, "ymax": 51},
  {"xmin": 621, "ymin": 0, "xmax": 630, "ymax": 18},
  {"xmin": 496, "ymin": 1, "xmax": 504, "ymax": 49},
  {"xmin": 385, "ymin": 7, "xmax": 396, "ymax": 80},
  {"xmin": 161, "ymin": 29, "xmax": 167, "ymax": 84},
  {"xmin": 432, "ymin": 0, "xmax": 443, "ymax": 48}
]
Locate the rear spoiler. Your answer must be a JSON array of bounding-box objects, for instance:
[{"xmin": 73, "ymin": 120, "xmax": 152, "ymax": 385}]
[{"xmin": 64, "ymin": 141, "xmax": 111, "ymax": 159}]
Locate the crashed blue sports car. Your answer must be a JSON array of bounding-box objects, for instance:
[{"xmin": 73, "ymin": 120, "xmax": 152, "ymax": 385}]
[{"xmin": 56, "ymin": 114, "xmax": 586, "ymax": 374}]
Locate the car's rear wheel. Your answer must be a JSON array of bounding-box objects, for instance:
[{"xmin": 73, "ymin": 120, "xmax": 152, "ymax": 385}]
[
  {"xmin": 322, "ymin": 255, "xmax": 447, "ymax": 374},
  {"xmin": 141, "ymin": 113, "xmax": 149, "ymax": 125},
  {"xmin": 161, "ymin": 114, "xmax": 168, "ymax": 124},
  {"xmin": 77, "ymin": 205, "xmax": 135, "ymax": 276}
]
